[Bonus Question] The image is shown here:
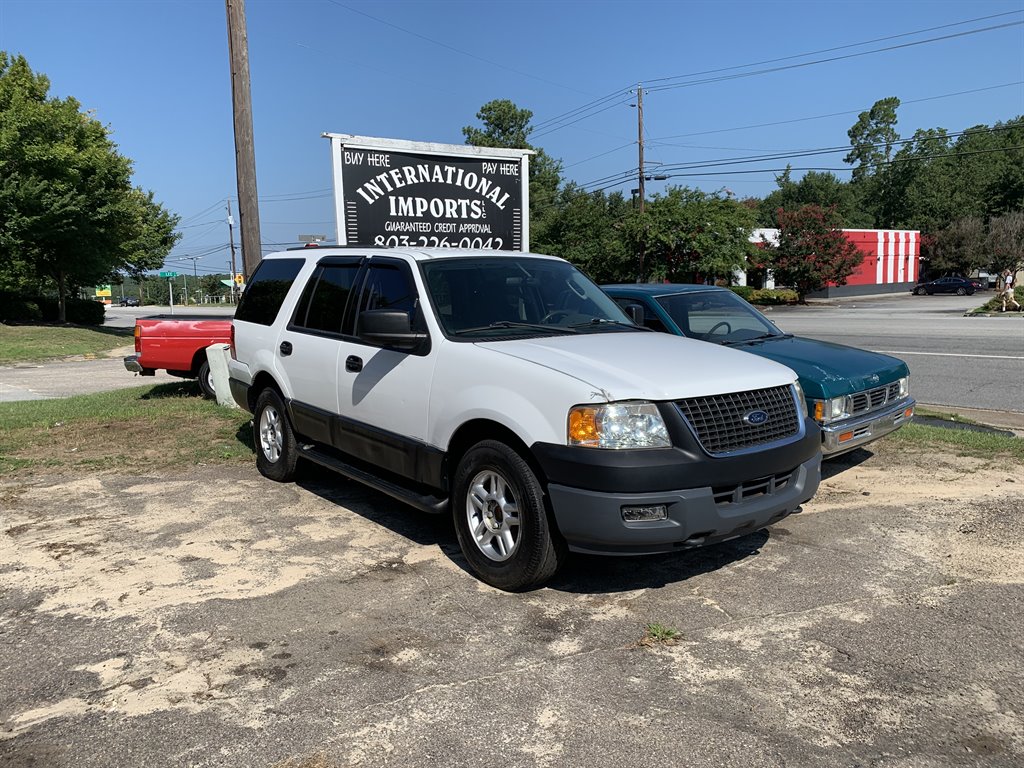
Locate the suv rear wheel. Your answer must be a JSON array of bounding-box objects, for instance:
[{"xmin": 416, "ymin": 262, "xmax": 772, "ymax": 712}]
[
  {"xmin": 452, "ymin": 440, "xmax": 566, "ymax": 591},
  {"xmin": 254, "ymin": 388, "xmax": 297, "ymax": 482}
]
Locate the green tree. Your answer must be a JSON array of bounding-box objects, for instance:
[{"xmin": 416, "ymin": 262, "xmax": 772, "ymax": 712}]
[
  {"xmin": 758, "ymin": 168, "xmax": 868, "ymax": 228},
  {"xmin": 541, "ymin": 184, "xmax": 632, "ymax": 282},
  {"xmin": 925, "ymin": 217, "xmax": 986, "ymax": 276},
  {"xmin": 767, "ymin": 205, "xmax": 863, "ymax": 302},
  {"xmin": 987, "ymin": 211, "xmax": 1024, "ymax": 273},
  {"xmin": 845, "ymin": 96, "xmax": 901, "ymax": 182},
  {"xmin": 463, "ymin": 99, "xmax": 563, "ymax": 247},
  {"xmin": 120, "ymin": 188, "xmax": 181, "ymax": 303},
  {"xmin": 623, "ymin": 187, "xmax": 758, "ymax": 283},
  {"xmin": 0, "ymin": 53, "xmax": 179, "ymax": 321}
]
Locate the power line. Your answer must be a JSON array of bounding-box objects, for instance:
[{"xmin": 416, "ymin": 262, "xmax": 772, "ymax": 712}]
[
  {"xmin": 643, "ymin": 21, "xmax": 1024, "ymax": 95},
  {"xmin": 580, "ymin": 123, "xmax": 1021, "ymax": 189},
  {"xmin": 532, "ymin": 12, "xmax": 1023, "ymax": 138},
  {"xmin": 587, "ymin": 144, "xmax": 1024, "ymax": 192},
  {"xmin": 650, "ymin": 81, "xmax": 1024, "ymax": 142},
  {"xmin": 644, "ymin": 10, "xmax": 1023, "ymax": 89}
]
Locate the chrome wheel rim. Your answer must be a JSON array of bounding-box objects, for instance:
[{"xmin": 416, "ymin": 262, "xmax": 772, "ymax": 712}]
[
  {"xmin": 466, "ymin": 469, "xmax": 521, "ymax": 562},
  {"xmin": 259, "ymin": 405, "xmax": 283, "ymax": 463}
]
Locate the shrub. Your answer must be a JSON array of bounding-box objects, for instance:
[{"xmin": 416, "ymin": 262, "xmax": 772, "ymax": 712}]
[
  {"xmin": 64, "ymin": 298, "xmax": 106, "ymax": 325},
  {"xmin": 0, "ymin": 293, "xmax": 105, "ymax": 325},
  {"xmin": 748, "ymin": 288, "xmax": 798, "ymax": 305},
  {"xmin": 0, "ymin": 293, "xmax": 43, "ymax": 323},
  {"xmin": 730, "ymin": 285, "xmax": 755, "ymax": 301}
]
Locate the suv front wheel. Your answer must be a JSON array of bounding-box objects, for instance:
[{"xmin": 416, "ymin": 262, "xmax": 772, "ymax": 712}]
[
  {"xmin": 452, "ymin": 440, "xmax": 566, "ymax": 591},
  {"xmin": 254, "ymin": 388, "xmax": 298, "ymax": 482}
]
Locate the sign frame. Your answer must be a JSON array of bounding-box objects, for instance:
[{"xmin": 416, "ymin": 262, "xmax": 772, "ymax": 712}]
[{"xmin": 323, "ymin": 133, "xmax": 533, "ymax": 252}]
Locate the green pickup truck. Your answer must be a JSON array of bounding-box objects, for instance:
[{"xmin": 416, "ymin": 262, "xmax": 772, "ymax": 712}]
[{"xmin": 604, "ymin": 284, "xmax": 915, "ymax": 457}]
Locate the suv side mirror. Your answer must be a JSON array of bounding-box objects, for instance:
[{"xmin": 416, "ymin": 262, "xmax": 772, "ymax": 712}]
[{"xmin": 358, "ymin": 309, "xmax": 428, "ymax": 351}]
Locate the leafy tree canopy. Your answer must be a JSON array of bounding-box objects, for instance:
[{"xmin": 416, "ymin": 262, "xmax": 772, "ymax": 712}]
[
  {"xmin": 845, "ymin": 96, "xmax": 900, "ymax": 182},
  {"xmin": 624, "ymin": 187, "xmax": 758, "ymax": 283},
  {"xmin": 0, "ymin": 52, "xmax": 179, "ymax": 321},
  {"xmin": 758, "ymin": 168, "xmax": 869, "ymax": 228},
  {"xmin": 539, "ymin": 184, "xmax": 633, "ymax": 283},
  {"xmin": 462, "ymin": 99, "xmax": 563, "ymax": 247},
  {"xmin": 767, "ymin": 204, "xmax": 863, "ymax": 302}
]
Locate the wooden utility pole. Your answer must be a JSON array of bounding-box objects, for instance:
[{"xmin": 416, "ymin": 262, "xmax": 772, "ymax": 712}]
[
  {"xmin": 227, "ymin": 200, "xmax": 238, "ymax": 302},
  {"xmin": 637, "ymin": 85, "xmax": 645, "ymax": 217},
  {"xmin": 226, "ymin": 0, "xmax": 262, "ymax": 278},
  {"xmin": 636, "ymin": 84, "xmax": 646, "ymax": 282}
]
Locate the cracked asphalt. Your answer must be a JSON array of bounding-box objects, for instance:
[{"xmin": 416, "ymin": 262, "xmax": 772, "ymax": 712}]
[{"xmin": 1, "ymin": 440, "xmax": 1023, "ymax": 767}]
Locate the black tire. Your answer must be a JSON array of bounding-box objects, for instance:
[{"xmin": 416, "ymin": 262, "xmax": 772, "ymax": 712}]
[
  {"xmin": 253, "ymin": 388, "xmax": 297, "ymax": 482},
  {"xmin": 452, "ymin": 440, "xmax": 566, "ymax": 591},
  {"xmin": 956, "ymin": 287, "xmax": 967, "ymax": 296},
  {"xmin": 197, "ymin": 360, "xmax": 216, "ymax": 399},
  {"xmin": 912, "ymin": 287, "xmax": 922, "ymax": 295}
]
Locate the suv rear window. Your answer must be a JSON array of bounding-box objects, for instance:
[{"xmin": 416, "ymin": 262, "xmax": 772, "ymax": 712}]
[{"xmin": 234, "ymin": 258, "xmax": 305, "ymax": 326}]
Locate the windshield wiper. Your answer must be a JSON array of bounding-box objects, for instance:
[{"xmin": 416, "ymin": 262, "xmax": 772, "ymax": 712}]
[
  {"xmin": 452, "ymin": 321, "xmax": 578, "ymax": 336},
  {"xmin": 722, "ymin": 332, "xmax": 792, "ymax": 346},
  {"xmin": 569, "ymin": 318, "xmax": 650, "ymax": 330}
]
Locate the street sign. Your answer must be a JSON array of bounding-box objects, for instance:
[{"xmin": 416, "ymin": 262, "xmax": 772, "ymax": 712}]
[
  {"xmin": 234, "ymin": 273, "xmax": 244, "ymax": 285},
  {"xmin": 95, "ymin": 285, "xmax": 112, "ymax": 297},
  {"xmin": 159, "ymin": 271, "xmax": 178, "ymax": 278}
]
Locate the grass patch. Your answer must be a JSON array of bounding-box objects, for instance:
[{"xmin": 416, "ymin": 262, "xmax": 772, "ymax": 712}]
[
  {"xmin": 885, "ymin": 420, "xmax": 1024, "ymax": 463},
  {"xmin": 0, "ymin": 381, "xmax": 254, "ymax": 475},
  {"xmin": 637, "ymin": 623, "xmax": 682, "ymax": 647},
  {"xmin": 0, "ymin": 323, "xmax": 132, "ymax": 364}
]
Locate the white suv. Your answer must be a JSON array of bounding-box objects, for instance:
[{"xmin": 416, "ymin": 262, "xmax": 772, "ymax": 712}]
[{"xmin": 228, "ymin": 248, "xmax": 821, "ymax": 590}]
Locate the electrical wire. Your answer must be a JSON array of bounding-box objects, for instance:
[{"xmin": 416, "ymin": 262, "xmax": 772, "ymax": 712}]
[{"xmin": 532, "ymin": 12, "xmax": 1023, "ymax": 137}]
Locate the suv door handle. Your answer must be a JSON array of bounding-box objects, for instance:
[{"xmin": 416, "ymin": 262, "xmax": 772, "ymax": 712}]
[
  {"xmin": 279, "ymin": 341, "xmax": 293, "ymax": 356},
  {"xmin": 346, "ymin": 355, "xmax": 363, "ymax": 373}
]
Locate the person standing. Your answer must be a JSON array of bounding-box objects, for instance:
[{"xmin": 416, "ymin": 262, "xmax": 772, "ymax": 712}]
[{"xmin": 1000, "ymin": 268, "xmax": 1021, "ymax": 312}]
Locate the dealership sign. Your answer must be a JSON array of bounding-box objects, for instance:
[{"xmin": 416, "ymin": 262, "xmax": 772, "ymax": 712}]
[{"xmin": 324, "ymin": 134, "xmax": 533, "ymax": 251}]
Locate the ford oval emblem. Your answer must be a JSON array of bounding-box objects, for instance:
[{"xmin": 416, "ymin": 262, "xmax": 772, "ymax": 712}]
[{"xmin": 744, "ymin": 409, "xmax": 769, "ymax": 426}]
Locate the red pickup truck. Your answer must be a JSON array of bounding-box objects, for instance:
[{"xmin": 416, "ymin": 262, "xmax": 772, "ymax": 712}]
[{"xmin": 123, "ymin": 315, "xmax": 232, "ymax": 397}]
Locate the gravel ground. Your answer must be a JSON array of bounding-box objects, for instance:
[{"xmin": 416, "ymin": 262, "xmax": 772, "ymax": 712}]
[{"xmin": 1, "ymin": 440, "xmax": 1022, "ymax": 768}]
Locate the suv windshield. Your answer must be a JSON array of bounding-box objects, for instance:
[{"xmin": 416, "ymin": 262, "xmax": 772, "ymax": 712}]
[
  {"xmin": 422, "ymin": 257, "xmax": 638, "ymax": 338},
  {"xmin": 656, "ymin": 290, "xmax": 786, "ymax": 344}
]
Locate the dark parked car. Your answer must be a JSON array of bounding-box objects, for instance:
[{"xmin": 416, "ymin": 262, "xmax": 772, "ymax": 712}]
[
  {"xmin": 119, "ymin": 296, "xmax": 140, "ymax": 307},
  {"xmin": 912, "ymin": 277, "xmax": 976, "ymax": 296},
  {"xmin": 604, "ymin": 284, "xmax": 914, "ymax": 457}
]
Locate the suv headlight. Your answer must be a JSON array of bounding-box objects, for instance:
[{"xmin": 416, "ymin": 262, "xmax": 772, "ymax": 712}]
[
  {"xmin": 809, "ymin": 396, "xmax": 849, "ymax": 425},
  {"xmin": 568, "ymin": 402, "xmax": 670, "ymax": 449},
  {"xmin": 793, "ymin": 380, "xmax": 807, "ymax": 417}
]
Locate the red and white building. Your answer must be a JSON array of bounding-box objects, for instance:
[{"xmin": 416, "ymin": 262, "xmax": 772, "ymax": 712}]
[{"xmin": 746, "ymin": 228, "xmax": 921, "ymax": 297}]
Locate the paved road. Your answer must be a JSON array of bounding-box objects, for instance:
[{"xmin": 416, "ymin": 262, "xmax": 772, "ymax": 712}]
[
  {"xmin": 765, "ymin": 293, "xmax": 1024, "ymax": 414},
  {"xmin": 0, "ymin": 305, "xmax": 235, "ymax": 403}
]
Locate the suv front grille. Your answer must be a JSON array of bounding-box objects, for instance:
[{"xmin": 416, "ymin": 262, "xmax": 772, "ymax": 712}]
[
  {"xmin": 676, "ymin": 385, "xmax": 800, "ymax": 455},
  {"xmin": 849, "ymin": 382, "xmax": 902, "ymax": 416}
]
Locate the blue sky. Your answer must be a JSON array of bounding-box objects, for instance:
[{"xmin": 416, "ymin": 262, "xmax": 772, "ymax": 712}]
[{"xmin": 1, "ymin": 0, "xmax": 1022, "ymax": 277}]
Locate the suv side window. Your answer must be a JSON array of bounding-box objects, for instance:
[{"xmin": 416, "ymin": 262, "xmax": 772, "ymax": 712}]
[
  {"xmin": 357, "ymin": 262, "xmax": 418, "ymax": 316},
  {"xmin": 292, "ymin": 260, "xmax": 361, "ymax": 335},
  {"xmin": 235, "ymin": 258, "xmax": 305, "ymax": 326}
]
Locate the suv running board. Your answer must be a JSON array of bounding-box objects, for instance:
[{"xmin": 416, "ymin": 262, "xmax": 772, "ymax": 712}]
[{"xmin": 297, "ymin": 444, "xmax": 449, "ymax": 516}]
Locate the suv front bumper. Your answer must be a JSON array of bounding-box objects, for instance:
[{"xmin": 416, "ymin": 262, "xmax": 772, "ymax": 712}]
[
  {"xmin": 547, "ymin": 454, "xmax": 819, "ymax": 555},
  {"xmin": 820, "ymin": 398, "xmax": 915, "ymax": 456}
]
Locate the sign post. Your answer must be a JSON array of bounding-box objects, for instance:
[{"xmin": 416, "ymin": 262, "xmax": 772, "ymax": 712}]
[
  {"xmin": 323, "ymin": 134, "xmax": 532, "ymax": 252},
  {"xmin": 159, "ymin": 271, "xmax": 178, "ymax": 313}
]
